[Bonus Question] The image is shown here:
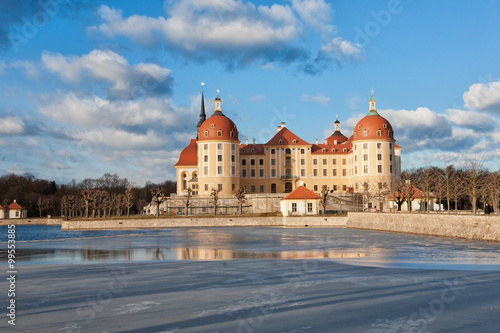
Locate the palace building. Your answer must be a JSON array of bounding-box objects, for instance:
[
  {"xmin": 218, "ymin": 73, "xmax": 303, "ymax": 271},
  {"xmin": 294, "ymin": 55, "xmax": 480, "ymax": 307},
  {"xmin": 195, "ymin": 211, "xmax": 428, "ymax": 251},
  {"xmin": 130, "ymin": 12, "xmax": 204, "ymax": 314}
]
[{"xmin": 175, "ymin": 89, "xmax": 401, "ymax": 199}]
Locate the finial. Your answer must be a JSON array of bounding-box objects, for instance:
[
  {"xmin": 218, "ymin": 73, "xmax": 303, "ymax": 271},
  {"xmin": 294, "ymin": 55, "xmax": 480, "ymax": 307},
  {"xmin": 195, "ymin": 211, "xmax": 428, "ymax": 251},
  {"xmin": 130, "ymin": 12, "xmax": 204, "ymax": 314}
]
[
  {"xmin": 217, "ymin": 87, "xmax": 220, "ymax": 97},
  {"xmin": 201, "ymin": 82, "xmax": 205, "ymax": 92},
  {"xmin": 336, "ymin": 114, "xmax": 338, "ymax": 121},
  {"xmin": 371, "ymin": 88, "xmax": 374, "ymax": 96}
]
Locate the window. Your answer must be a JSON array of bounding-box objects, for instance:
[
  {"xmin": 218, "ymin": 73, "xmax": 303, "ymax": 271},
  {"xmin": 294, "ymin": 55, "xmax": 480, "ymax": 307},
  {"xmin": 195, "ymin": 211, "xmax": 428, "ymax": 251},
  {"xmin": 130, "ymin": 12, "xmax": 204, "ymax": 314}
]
[
  {"xmin": 218, "ymin": 166, "xmax": 222, "ymax": 174},
  {"xmin": 314, "ymin": 185, "xmax": 318, "ymax": 191},
  {"xmin": 389, "ymin": 143, "xmax": 392, "ymax": 150},
  {"xmin": 301, "ymin": 149, "xmax": 305, "ymax": 154},
  {"xmin": 377, "ymin": 154, "xmax": 382, "ymax": 161},
  {"xmin": 313, "ymin": 159, "xmax": 317, "ymax": 165},
  {"xmin": 333, "ymin": 185, "xmax": 337, "ymax": 191},
  {"xmin": 231, "ymin": 144, "xmax": 235, "ymax": 150},
  {"xmin": 332, "ymin": 169, "xmax": 337, "ymax": 177},
  {"xmin": 259, "ymin": 159, "xmax": 264, "ymax": 166},
  {"xmin": 354, "ymin": 132, "xmax": 357, "ymax": 139},
  {"xmin": 332, "ymin": 148, "xmax": 336, "ymax": 152},
  {"xmin": 301, "ymin": 169, "xmax": 305, "ymax": 176},
  {"xmin": 355, "ymin": 155, "xmax": 357, "ymax": 162},
  {"xmin": 343, "ymin": 185, "xmax": 347, "ymax": 191},
  {"xmin": 378, "ymin": 165, "xmax": 382, "ymax": 173},
  {"xmin": 383, "ymin": 124, "xmax": 387, "ymax": 129},
  {"xmin": 388, "ymin": 130, "xmax": 393, "ymax": 138},
  {"xmin": 204, "ymin": 144, "xmax": 208, "ymax": 150},
  {"xmin": 301, "ymin": 159, "xmax": 305, "ymax": 165},
  {"xmin": 251, "ymin": 149, "xmax": 254, "ymax": 153},
  {"xmin": 271, "ymin": 169, "xmax": 276, "ymax": 177},
  {"xmin": 322, "ymin": 148, "xmax": 326, "ymax": 152},
  {"xmin": 292, "ymin": 203, "xmax": 297, "ymax": 212},
  {"xmin": 271, "ymin": 183, "xmax": 276, "ymax": 193},
  {"xmin": 204, "ymin": 130, "xmax": 208, "ymax": 137},
  {"xmin": 242, "ymin": 169, "xmax": 247, "ymax": 177},
  {"xmin": 364, "ymin": 165, "xmax": 368, "ymax": 174},
  {"xmin": 230, "ymin": 166, "xmax": 235, "ymax": 175},
  {"xmin": 323, "ymin": 159, "xmax": 327, "ymax": 165},
  {"xmin": 390, "ymin": 165, "xmax": 393, "ymax": 173},
  {"xmin": 232, "ymin": 184, "xmax": 235, "ymax": 191},
  {"xmin": 323, "ymin": 169, "xmax": 327, "ymax": 176},
  {"xmin": 271, "ymin": 149, "xmax": 275, "ymax": 154},
  {"xmin": 218, "ymin": 154, "xmax": 222, "ymax": 161},
  {"xmin": 342, "ymin": 169, "xmax": 347, "ymax": 177},
  {"xmin": 271, "ymin": 159, "xmax": 276, "ymax": 166},
  {"xmin": 285, "ymin": 169, "xmax": 291, "ymax": 178},
  {"xmin": 251, "ymin": 159, "xmax": 255, "ymax": 166},
  {"xmin": 242, "ymin": 159, "xmax": 247, "ymax": 166},
  {"xmin": 358, "ymin": 125, "xmax": 362, "ymax": 130},
  {"xmin": 308, "ymin": 203, "xmax": 313, "ymax": 213},
  {"xmin": 313, "ymin": 169, "xmax": 318, "ymax": 177},
  {"xmin": 285, "ymin": 156, "xmax": 291, "ymax": 166},
  {"xmin": 218, "ymin": 184, "xmax": 222, "ymax": 191},
  {"xmin": 377, "ymin": 143, "xmax": 381, "ymax": 149},
  {"xmin": 260, "ymin": 185, "xmax": 264, "ymax": 192},
  {"xmin": 390, "ymin": 154, "xmax": 393, "ymax": 161},
  {"xmin": 251, "ymin": 185, "xmax": 255, "ymax": 192},
  {"xmin": 205, "ymin": 184, "xmax": 208, "ymax": 191},
  {"xmin": 285, "ymin": 148, "xmax": 291, "ymax": 154},
  {"xmin": 182, "ymin": 173, "xmax": 187, "ymax": 190},
  {"xmin": 355, "ymin": 166, "xmax": 357, "ymax": 174},
  {"xmin": 217, "ymin": 143, "xmax": 222, "ymax": 150},
  {"xmin": 204, "ymin": 166, "xmax": 208, "ymax": 175},
  {"xmin": 342, "ymin": 159, "xmax": 346, "ymax": 165},
  {"xmin": 377, "ymin": 130, "xmax": 382, "ymax": 137},
  {"xmin": 211, "ymin": 124, "xmax": 215, "ymax": 129},
  {"xmin": 251, "ymin": 169, "xmax": 255, "ymax": 177},
  {"xmin": 332, "ymin": 159, "xmax": 337, "ymax": 165},
  {"xmin": 259, "ymin": 169, "xmax": 264, "ymax": 177},
  {"xmin": 292, "ymin": 139, "xmax": 297, "ymax": 144},
  {"xmin": 279, "ymin": 139, "xmax": 282, "ymax": 143},
  {"xmin": 231, "ymin": 155, "xmax": 235, "ymax": 162},
  {"xmin": 230, "ymin": 130, "xmax": 234, "ymax": 138},
  {"xmin": 363, "ymin": 143, "xmax": 368, "ymax": 150},
  {"xmin": 204, "ymin": 155, "xmax": 208, "ymax": 162},
  {"xmin": 363, "ymin": 154, "xmax": 368, "ymax": 161},
  {"xmin": 217, "ymin": 130, "xmax": 222, "ymax": 137}
]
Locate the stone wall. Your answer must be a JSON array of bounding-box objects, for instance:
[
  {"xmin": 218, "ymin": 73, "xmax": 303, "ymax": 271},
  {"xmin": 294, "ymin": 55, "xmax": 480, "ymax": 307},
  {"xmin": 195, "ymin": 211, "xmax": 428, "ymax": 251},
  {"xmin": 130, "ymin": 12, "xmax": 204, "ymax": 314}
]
[
  {"xmin": 347, "ymin": 212, "xmax": 500, "ymax": 242},
  {"xmin": 61, "ymin": 216, "xmax": 348, "ymax": 230},
  {"xmin": 0, "ymin": 218, "xmax": 62, "ymax": 225}
]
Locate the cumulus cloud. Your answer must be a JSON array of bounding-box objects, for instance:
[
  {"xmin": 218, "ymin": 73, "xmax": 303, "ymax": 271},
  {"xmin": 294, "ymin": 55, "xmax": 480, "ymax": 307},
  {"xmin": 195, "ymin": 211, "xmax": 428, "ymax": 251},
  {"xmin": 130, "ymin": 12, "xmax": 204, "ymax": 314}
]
[
  {"xmin": 70, "ymin": 128, "xmax": 164, "ymax": 151},
  {"xmin": 301, "ymin": 93, "xmax": 330, "ymax": 106},
  {"xmin": 445, "ymin": 109, "xmax": 497, "ymax": 132},
  {"xmin": 88, "ymin": 1, "xmax": 363, "ymax": 73},
  {"xmin": 9, "ymin": 60, "xmax": 40, "ymax": 79},
  {"xmin": 0, "ymin": 116, "xmax": 26, "ymax": 135},
  {"xmin": 41, "ymin": 49, "xmax": 173, "ymax": 99},
  {"xmin": 463, "ymin": 80, "xmax": 500, "ymax": 112}
]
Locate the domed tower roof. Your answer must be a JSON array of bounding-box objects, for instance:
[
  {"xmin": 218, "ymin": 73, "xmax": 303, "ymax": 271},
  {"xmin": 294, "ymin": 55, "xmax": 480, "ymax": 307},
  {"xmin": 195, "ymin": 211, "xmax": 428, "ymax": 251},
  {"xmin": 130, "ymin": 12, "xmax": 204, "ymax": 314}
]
[
  {"xmin": 326, "ymin": 115, "xmax": 348, "ymax": 144},
  {"xmin": 175, "ymin": 139, "xmax": 198, "ymax": 167},
  {"xmin": 352, "ymin": 92, "xmax": 394, "ymax": 141},
  {"xmin": 198, "ymin": 90, "xmax": 238, "ymax": 141}
]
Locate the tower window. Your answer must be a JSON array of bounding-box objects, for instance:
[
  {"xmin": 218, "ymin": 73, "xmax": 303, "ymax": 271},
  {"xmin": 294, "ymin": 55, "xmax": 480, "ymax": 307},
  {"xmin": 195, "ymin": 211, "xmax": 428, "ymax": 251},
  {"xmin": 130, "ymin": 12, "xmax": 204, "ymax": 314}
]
[
  {"xmin": 358, "ymin": 125, "xmax": 362, "ymax": 130},
  {"xmin": 218, "ymin": 154, "xmax": 222, "ymax": 161},
  {"xmin": 388, "ymin": 130, "xmax": 393, "ymax": 137},
  {"xmin": 211, "ymin": 124, "xmax": 215, "ymax": 129},
  {"xmin": 217, "ymin": 130, "xmax": 223, "ymax": 137},
  {"xmin": 217, "ymin": 143, "xmax": 222, "ymax": 149},
  {"xmin": 377, "ymin": 130, "xmax": 382, "ymax": 137},
  {"xmin": 378, "ymin": 165, "xmax": 382, "ymax": 173},
  {"xmin": 204, "ymin": 155, "xmax": 208, "ymax": 162},
  {"xmin": 377, "ymin": 143, "xmax": 381, "ymax": 149},
  {"xmin": 217, "ymin": 166, "xmax": 222, "ymax": 174},
  {"xmin": 204, "ymin": 130, "xmax": 209, "ymax": 137},
  {"xmin": 279, "ymin": 139, "xmax": 283, "ymax": 144},
  {"xmin": 230, "ymin": 130, "xmax": 234, "ymax": 138},
  {"xmin": 377, "ymin": 154, "xmax": 382, "ymax": 161},
  {"xmin": 354, "ymin": 132, "xmax": 357, "ymax": 138},
  {"xmin": 363, "ymin": 130, "xmax": 368, "ymax": 137},
  {"xmin": 383, "ymin": 124, "xmax": 387, "ymax": 129}
]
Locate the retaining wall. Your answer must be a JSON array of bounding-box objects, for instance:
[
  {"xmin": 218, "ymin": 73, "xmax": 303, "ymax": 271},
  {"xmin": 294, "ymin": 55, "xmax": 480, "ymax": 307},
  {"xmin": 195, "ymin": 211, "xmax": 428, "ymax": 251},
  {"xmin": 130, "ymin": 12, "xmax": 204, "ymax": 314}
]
[
  {"xmin": 61, "ymin": 216, "xmax": 348, "ymax": 230},
  {"xmin": 0, "ymin": 218, "xmax": 62, "ymax": 225},
  {"xmin": 347, "ymin": 212, "xmax": 500, "ymax": 242}
]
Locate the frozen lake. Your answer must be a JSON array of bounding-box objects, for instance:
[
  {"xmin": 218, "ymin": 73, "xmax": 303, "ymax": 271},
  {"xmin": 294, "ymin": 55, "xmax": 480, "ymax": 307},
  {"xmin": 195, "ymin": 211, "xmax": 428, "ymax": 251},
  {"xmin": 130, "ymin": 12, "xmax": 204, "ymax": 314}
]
[{"xmin": 3, "ymin": 225, "xmax": 500, "ymax": 270}]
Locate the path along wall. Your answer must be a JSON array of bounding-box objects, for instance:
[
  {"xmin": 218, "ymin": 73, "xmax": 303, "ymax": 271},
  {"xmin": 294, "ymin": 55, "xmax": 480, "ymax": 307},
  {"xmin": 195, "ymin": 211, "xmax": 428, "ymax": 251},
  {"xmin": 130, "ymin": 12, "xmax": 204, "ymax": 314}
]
[
  {"xmin": 61, "ymin": 216, "xmax": 348, "ymax": 230},
  {"xmin": 347, "ymin": 212, "xmax": 500, "ymax": 242}
]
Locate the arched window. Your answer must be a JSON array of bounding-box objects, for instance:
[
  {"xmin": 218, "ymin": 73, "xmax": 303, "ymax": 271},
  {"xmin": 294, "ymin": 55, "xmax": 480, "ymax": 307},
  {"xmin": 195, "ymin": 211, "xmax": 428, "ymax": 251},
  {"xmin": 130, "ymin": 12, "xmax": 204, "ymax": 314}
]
[
  {"xmin": 388, "ymin": 130, "xmax": 393, "ymax": 137},
  {"xmin": 292, "ymin": 139, "xmax": 297, "ymax": 144},
  {"xmin": 204, "ymin": 130, "xmax": 209, "ymax": 137},
  {"xmin": 332, "ymin": 148, "xmax": 336, "ymax": 152},
  {"xmin": 217, "ymin": 130, "xmax": 223, "ymax": 137},
  {"xmin": 383, "ymin": 124, "xmax": 387, "ymax": 129},
  {"xmin": 182, "ymin": 173, "xmax": 187, "ymax": 190},
  {"xmin": 279, "ymin": 139, "xmax": 283, "ymax": 144},
  {"xmin": 343, "ymin": 148, "xmax": 347, "ymax": 152},
  {"xmin": 230, "ymin": 130, "xmax": 234, "ymax": 138},
  {"xmin": 322, "ymin": 148, "xmax": 326, "ymax": 152}
]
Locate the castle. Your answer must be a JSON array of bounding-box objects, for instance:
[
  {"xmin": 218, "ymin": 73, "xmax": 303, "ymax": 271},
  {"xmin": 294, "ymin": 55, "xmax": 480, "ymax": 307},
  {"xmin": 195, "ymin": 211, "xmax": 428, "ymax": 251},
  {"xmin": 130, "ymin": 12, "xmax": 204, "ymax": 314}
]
[{"xmin": 175, "ymin": 89, "xmax": 401, "ymax": 208}]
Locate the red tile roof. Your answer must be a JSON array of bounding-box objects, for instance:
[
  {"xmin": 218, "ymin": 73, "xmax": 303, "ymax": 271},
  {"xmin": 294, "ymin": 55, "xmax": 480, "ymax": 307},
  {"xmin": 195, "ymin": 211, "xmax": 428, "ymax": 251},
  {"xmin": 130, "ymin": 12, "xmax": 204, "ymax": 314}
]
[
  {"xmin": 175, "ymin": 139, "xmax": 198, "ymax": 167},
  {"xmin": 240, "ymin": 144, "xmax": 265, "ymax": 155},
  {"xmin": 395, "ymin": 144, "xmax": 402, "ymax": 149},
  {"xmin": 8, "ymin": 201, "xmax": 24, "ymax": 209},
  {"xmin": 353, "ymin": 113, "xmax": 394, "ymax": 141},
  {"xmin": 198, "ymin": 113, "xmax": 238, "ymax": 141},
  {"xmin": 282, "ymin": 186, "xmax": 321, "ymax": 200},
  {"xmin": 265, "ymin": 128, "xmax": 310, "ymax": 146}
]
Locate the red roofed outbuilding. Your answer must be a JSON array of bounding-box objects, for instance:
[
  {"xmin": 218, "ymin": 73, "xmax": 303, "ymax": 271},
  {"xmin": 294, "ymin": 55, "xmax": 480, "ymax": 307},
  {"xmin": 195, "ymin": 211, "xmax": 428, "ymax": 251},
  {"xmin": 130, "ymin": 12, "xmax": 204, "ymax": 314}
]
[
  {"xmin": 280, "ymin": 186, "xmax": 321, "ymax": 216},
  {"xmin": 7, "ymin": 200, "xmax": 27, "ymax": 219}
]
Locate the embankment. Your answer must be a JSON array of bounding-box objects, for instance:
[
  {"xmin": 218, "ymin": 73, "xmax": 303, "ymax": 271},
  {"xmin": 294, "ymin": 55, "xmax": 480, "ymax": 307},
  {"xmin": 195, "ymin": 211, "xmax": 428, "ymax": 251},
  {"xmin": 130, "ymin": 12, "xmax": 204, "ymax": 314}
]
[
  {"xmin": 347, "ymin": 212, "xmax": 500, "ymax": 242},
  {"xmin": 61, "ymin": 215, "xmax": 347, "ymax": 230},
  {"xmin": 0, "ymin": 218, "xmax": 62, "ymax": 226}
]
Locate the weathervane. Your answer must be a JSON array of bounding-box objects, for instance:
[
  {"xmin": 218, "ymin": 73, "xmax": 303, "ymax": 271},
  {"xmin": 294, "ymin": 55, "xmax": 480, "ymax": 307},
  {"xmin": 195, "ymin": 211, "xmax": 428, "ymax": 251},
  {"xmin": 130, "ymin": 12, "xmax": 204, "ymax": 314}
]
[
  {"xmin": 217, "ymin": 87, "xmax": 220, "ymax": 97},
  {"xmin": 201, "ymin": 82, "xmax": 205, "ymax": 92},
  {"xmin": 371, "ymin": 88, "xmax": 374, "ymax": 96}
]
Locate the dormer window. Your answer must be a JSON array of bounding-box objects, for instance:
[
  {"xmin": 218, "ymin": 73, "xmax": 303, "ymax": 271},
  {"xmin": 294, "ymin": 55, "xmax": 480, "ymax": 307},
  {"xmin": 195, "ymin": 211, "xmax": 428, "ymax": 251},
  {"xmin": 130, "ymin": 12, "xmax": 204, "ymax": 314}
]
[
  {"xmin": 217, "ymin": 130, "xmax": 223, "ymax": 137},
  {"xmin": 279, "ymin": 139, "xmax": 282, "ymax": 144},
  {"xmin": 242, "ymin": 149, "xmax": 245, "ymax": 153},
  {"xmin": 230, "ymin": 130, "xmax": 234, "ymax": 138},
  {"xmin": 332, "ymin": 148, "xmax": 336, "ymax": 152},
  {"xmin": 354, "ymin": 132, "xmax": 357, "ymax": 139},
  {"xmin": 363, "ymin": 130, "xmax": 368, "ymax": 137},
  {"xmin": 377, "ymin": 130, "xmax": 382, "ymax": 137},
  {"xmin": 358, "ymin": 125, "xmax": 362, "ymax": 130},
  {"xmin": 204, "ymin": 130, "xmax": 209, "ymax": 137},
  {"xmin": 251, "ymin": 149, "xmax": 254, "ymax": 153},
  {"xmin": 388, "ymin": 130, "xmax": 393, "ymax": 137},
  {"xmin": 383, "ymin": 124, "xmax": 387, "ymax": 129},
  {"xmin": 343, "ymin": 148, "xmax": 347, "ymax": 152},
  {"xmin": 322, "ymin": 148, "xmax": 326, "ymax": 152},
  {"xmin": 334, "ymin": 139, "xmax": 337, "ymax": 145},
  {"xmin": 211, "ymin": 124, "xmax": 215, "ymax": 129},
  {"xmin": 292, "ymin": 139, "xmax": 297, "ymax": 144}
]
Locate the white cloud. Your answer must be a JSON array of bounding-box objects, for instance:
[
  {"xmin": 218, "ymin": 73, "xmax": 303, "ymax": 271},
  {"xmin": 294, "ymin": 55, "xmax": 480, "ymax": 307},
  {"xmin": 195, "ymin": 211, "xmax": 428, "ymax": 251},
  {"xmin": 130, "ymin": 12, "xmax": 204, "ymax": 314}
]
[
  {"xmin": 319, "ymin": 36, "xmax": 364, "ymax": 62},
  {"xmin": 0, "ymin": 117, "xmax": 25, "ymax": 135},
  {"xmin": 290, "ymin": 0, "xmax": 333, "ymax": 33},
  {"xmin": 250, "ymin": 95, "xmax": 267, "ymax": 101},
  {"xmin": 71, "ymin": 128, "xmax": 164, "ymax": 151},
  {"xmin": 41, "ymin": 49, "xmax": 172, "ymax": 99},
  {"xmin": 9, "ymin": 60, "xmax": 40, "ymax": 80},
  {"xmin": 446, "ymin": 108, "xmax": 497, "ymax": 131},
  {"xmin": 301, "ymin": 93, "xmax": 330, "ymax": 105},
  {"xmin": 463, "ymin": 80, "xmax": 500, "ymax": 112}
]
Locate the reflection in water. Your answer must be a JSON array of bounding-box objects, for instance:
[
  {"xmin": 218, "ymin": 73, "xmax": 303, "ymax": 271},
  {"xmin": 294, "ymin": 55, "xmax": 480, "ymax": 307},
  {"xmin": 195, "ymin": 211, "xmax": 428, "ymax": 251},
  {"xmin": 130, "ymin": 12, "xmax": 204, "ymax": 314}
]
[{"xmin": 7, "ymin": 248, "xmax": 370, "ymax": 263}]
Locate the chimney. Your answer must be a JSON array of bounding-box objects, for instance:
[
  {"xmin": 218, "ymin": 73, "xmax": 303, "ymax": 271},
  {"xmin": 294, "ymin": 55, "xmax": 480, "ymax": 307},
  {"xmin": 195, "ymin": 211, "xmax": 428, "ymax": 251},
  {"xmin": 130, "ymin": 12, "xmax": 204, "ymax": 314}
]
[
  {"xmin": 324, "ymin": 139, "xmax": 328, "ymax": 145},
  {"xmin": 13, "ymin": 199, "xmax": 16, "ymax": 203},
  {"xmin": 253, "ymin": 138, "xmax": 255, "ymax": 144},
  {"xmin": 245, "ymin": 138, "xmax": 248, "ymax": 145},
  {"xmin": 315, "ymin": 139, "xmax": 318, "ymax": 144},
  {"xmin": 281, "ymin": 122, "xmax": 286, "ymax": 128},
  {"xmin": 277, "ymin": 125, "xmax": 281, "ymax": 133}
]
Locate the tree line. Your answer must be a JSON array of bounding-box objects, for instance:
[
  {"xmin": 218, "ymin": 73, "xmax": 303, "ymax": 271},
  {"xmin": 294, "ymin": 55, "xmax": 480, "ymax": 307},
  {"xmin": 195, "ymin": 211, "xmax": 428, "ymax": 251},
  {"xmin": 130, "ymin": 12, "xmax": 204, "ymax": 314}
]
[{"xmin": 0, "ymin": 173, "xmax": 176, "ymax": 218}]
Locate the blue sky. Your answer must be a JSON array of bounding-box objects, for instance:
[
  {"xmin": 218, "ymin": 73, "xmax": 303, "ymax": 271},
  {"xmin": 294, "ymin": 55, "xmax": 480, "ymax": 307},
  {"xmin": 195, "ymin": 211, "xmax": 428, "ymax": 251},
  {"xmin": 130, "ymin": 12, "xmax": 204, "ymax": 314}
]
[{"xmin": 1, "ymin": 0, "xmax": 499, "ymax": 186}]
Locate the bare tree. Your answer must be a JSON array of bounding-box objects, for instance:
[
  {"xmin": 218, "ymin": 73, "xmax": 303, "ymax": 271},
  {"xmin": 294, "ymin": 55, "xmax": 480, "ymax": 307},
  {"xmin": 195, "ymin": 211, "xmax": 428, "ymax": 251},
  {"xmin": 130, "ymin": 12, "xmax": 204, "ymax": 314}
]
[
  {"xmin": 444, "ymin": 165, "xmax": 455, "ymax": 214},
  {"xmin": 462, "ymin": 159, "xmax": 486, "ymax": 214},
  {"xmin": 320, "ymin": 186, "xmax": 330, "ymax": 214},
  {"xmin": 487, "ymin": 170, "xmax": 500, "ymax": 215},
  {"xmin": 125, "ymin": 187, "xmax": 134, "ymax": 217},
  {"xmin": 233, "ymin": 187, "xmax": 247, "ymax": 215},
  {"xmin": 375, "ymin": 182, "xmax": 388, "ymax": 212},
  {"xmin": 150, "ymin": 188, "xmax": 167, "ymax": 216},
  {"xmin": 81, "ymin": 189, "xmax": 94, "ymax": 218},
  {"xmin": 210, "ymin": 188, "xmax": 221, "ymax": 215},
  {"xmin": 416, "ymin": 167, "xmax": 434, "ymax": 213}
]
